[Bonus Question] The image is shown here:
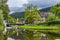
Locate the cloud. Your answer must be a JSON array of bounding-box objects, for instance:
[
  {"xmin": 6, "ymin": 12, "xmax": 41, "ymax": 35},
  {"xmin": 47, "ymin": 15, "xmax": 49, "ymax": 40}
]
[
  {"xmin": 7, "ymin": 0, "xmax": 28, "ymax": 7},
  {"xmin": 7, "ymin": 0, "xmax": 60, "ymax": 13},
  {"xmin": 7, "ymin": 0, "xmax": 60, "ymax": 8},
  {"xmin": 27, "ymin": 0, "xmax": 60, "ymax": 8}
]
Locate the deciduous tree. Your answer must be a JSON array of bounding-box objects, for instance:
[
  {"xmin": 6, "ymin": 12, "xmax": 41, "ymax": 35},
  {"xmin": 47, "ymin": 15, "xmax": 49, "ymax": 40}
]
[{"xmin": 25, "ymin": 5, "xmax": 41, "ymax": 24}]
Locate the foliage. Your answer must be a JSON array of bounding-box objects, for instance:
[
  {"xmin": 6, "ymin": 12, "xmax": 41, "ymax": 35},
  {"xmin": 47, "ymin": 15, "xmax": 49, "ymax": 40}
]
[
  {"xmin": 50, "ymin": 3, "xmax": 60, "ymax": 18},
  {"xmin": 46, "ymin": 4, "xmax": 60, "ymax": 22},
  {"xmin": 7, "ymin": 16, "xmax": 17, "ymax": 23},
  {"xmin": 46, "ymin": 13, "xmax": 59, "ymax": 22},
  {"xmin": 0, "ymin": 0, "xmax": 16, "ymax": 23},
  {"xmin": 0, "ymin": 9, "xmax": 4, "ymax": 31},
  {"xmin": 46, "ymin": 3, "xmax": 60, "ymax": 22},
  {"xmin": 0, "ymin": 0, "xmax": 10, "ymax": 20},
  {"xmin": 0, "ymin": 0, "xmax": 9, "ymax": 40},
  {"xmin": 0, "ymin": 10, "xmax": 4, "ymax": 26},
  {"xmin": 0, "ymin": 0, "xmax": 16, "ymax": 40},
  {"xmin": 0, "ymin": 9, "xmax": 5, "ymax": 40},
  {"xmin": 25, "ymin": 5, "xmax": 41, "ymax": 24},
  {"xmin": 46, "ymin": 3, "xmax": 60, "ymax": 23}
]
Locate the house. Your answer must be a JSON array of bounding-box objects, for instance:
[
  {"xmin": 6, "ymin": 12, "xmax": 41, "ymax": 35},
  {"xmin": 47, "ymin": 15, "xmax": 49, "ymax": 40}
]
[{"xmin": 40, "ymin": 12, "xmax": 50, "ymax": 23}]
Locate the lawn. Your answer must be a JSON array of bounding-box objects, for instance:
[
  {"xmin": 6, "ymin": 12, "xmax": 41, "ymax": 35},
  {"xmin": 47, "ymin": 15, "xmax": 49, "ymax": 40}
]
[
  {"xmin": 18, "ymin": 25, "xmax": 60, "ymax": 30},
  {"xmin": 18, "ymin": 25, "xmax": 60, "ymax": 38}
]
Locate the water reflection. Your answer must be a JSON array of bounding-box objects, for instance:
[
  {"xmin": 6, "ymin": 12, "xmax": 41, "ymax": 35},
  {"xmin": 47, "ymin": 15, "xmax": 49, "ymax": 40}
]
[
  {"xmin": 7, "ymin": 38, "xmax": 15, "ymax": 40},
  {"xmin": 10, "ymin": 30, "xmax": 44, "ymax": 40},
  {"xmin": 8, "ymin": 30, "xmax": 60, "ymax": 40}
]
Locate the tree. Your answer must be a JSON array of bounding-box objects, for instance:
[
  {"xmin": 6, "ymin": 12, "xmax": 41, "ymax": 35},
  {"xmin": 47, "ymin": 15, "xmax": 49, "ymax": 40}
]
[
  {"xmin": 46, "ymin": 3, "xmax": 60, "ymax": 22},
  {"xmin": 0, "ymin": 0, "xmax": 16, "ymax": 40},
  {"xmin": 25, "ymin": 5, "xmax": 41, "ymax": 24},
  {"xmin": 46, "ymin": 13, "xmax": 59, "ymax": 22},
  {"xmin": 0, "ymin": 9, "xmax": 5, "ymax": 31},
  {"xmin": 0, "ymin": 0, "xmax": 10, "ymax": 40},
  {"xmin": 0, "ymin": 9, "xmax": 5, "ymax": 40},
  {"xmin": 0, "ymin": 0, "xmax": 10, "ymax": 20},
  {"xmin": 50, "ymin": 3, "xmax": 60, "ymax": 18}
]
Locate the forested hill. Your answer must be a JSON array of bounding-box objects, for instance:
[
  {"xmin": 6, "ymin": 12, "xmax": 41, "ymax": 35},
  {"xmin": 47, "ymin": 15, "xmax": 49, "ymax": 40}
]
[
  {"xmin": 40, "ymin": 7, "xmax": 51, "ymax": 12},
  {"xmin": 10, "ymin": 7, "xmax": 51, "ymax": 18},
  {"xmin": 10, "ymin": 12, "xmax": 25, "ymax": 18}
]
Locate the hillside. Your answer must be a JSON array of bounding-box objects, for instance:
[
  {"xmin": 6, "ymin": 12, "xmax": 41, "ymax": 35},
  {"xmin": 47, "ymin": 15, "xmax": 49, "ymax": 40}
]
[{"xmin": 10, "ymin": 12, "xmax": 25, "ymax": 18}]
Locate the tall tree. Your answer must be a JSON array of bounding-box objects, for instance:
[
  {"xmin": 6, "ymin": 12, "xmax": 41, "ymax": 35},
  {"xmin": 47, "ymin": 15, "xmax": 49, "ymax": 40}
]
[
  {"xmin": 0, "ymin": 9, "xmax": 4, "ymax": 32},
  {"xmin": 0, "ymin": 0, "xmax": 9, "ymax": 40},
  {"xmin": 32, "ymin": 6, "xmax": 41, "ymax": 24},
  {"xmin": 50, "ymin": 3, "xmax": 60, "ymax": 18},
  {"xmin": 0, "ymin": 0, "xmax": 16, "ymax": 40},
  {"xmin": 0, "ymin": 0, "xmax": 10, "ymax": 20},
  {"xmin": 25, "ymin": 5, "xmax": 41, "ymax": 24},
  {"xmin": 46, "ymin": 13, "xmax": 59, "ymax": 22},
  {"xmin": 0, "ymin": 9, "xmax": 5, "ymax": 40},
  {"xmin": 46, "ymin": 3, "xmax": 60, "ymax": 22}
]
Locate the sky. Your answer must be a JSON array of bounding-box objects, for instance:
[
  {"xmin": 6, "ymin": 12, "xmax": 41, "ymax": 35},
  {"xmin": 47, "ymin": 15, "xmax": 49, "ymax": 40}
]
[{"xmin": 7, "ymin": 0, "xmax": 60, "ymax": 13}]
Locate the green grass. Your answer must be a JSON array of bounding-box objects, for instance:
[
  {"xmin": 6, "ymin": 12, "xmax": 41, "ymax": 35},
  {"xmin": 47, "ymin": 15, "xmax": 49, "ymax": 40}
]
[
  {"xmin": 18, "ymin": 25, "xmax": 60, "ymax": 35},
  {"xmin": 18, "ymin": 25, "xmax": 60, "ymax": 30},
  {"xmin": 18, "ymin": 25, "xmax": 60, "ymax": 39}
]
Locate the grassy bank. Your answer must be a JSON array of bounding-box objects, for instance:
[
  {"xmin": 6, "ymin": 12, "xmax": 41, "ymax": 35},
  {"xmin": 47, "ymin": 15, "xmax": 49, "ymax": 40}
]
[{"xmin": 18, "ymin": 25, "xmax": 60, "ymax": 30}]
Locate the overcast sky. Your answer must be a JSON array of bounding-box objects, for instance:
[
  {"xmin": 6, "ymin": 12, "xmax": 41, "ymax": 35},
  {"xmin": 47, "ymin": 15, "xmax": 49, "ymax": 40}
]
[{"xmin": 7, "ymin": 0, "xmax": 60, "ymax": 13}]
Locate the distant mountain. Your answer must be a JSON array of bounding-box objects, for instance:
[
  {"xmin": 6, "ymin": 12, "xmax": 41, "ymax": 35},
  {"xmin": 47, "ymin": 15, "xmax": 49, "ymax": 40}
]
[
  {"xmin": 40, "ymin": 7, "xmax": 51, "ymax": 12},
  {"xmin": 10, "ymin": 7, "xmax": 51, "ymax": 18},
  {"xmin": 10, "ymin": 12, "xmax": 25, "ymax": 18}
]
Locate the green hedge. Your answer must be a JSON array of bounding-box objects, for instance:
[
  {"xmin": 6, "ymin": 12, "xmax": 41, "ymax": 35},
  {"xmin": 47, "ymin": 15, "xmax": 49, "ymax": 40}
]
[{"xmin": 38, "ymin": 21, "xmax": 60, "ymax": 26}]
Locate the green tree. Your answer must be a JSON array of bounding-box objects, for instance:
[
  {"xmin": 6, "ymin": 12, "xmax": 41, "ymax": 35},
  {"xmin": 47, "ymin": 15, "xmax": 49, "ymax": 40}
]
[
  {"xmin": 25, "ymin": 5, "xmax": 41, "ymax": 24},
  {"xmin": 46, "ymin": 13, "xmax": 59, "ymax": 22},
  {"xmin": 0, "ymin": 0, "xmax": 16, "ymax": 40},
  {"xmin": 0, "ymin": 0, "xmax": 10, "ymax": 40},
  {"xmin": 50, "ymin": 3, "xmax": 60, "ymax": 18},
  {"xmin": 0, "ymin": 0, "xmax": 10, "ymax": 20},
  {"xmin": 0, "ymin": 9, "xmax": 5, "ymax": 40},
  {"xmin": 46, "ymin": 3, "xmax": 60, "ymax": 22},
  {"xmin": 0, "ymin": 0, "xmax": 16, "ymax": 23}
]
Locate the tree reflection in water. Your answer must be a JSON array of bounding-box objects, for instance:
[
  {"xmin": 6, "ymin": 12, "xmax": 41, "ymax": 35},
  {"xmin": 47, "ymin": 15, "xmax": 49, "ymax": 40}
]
[{"xmin": 10, "ymin": 29, "xmax": 60, "ymax": 40}]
